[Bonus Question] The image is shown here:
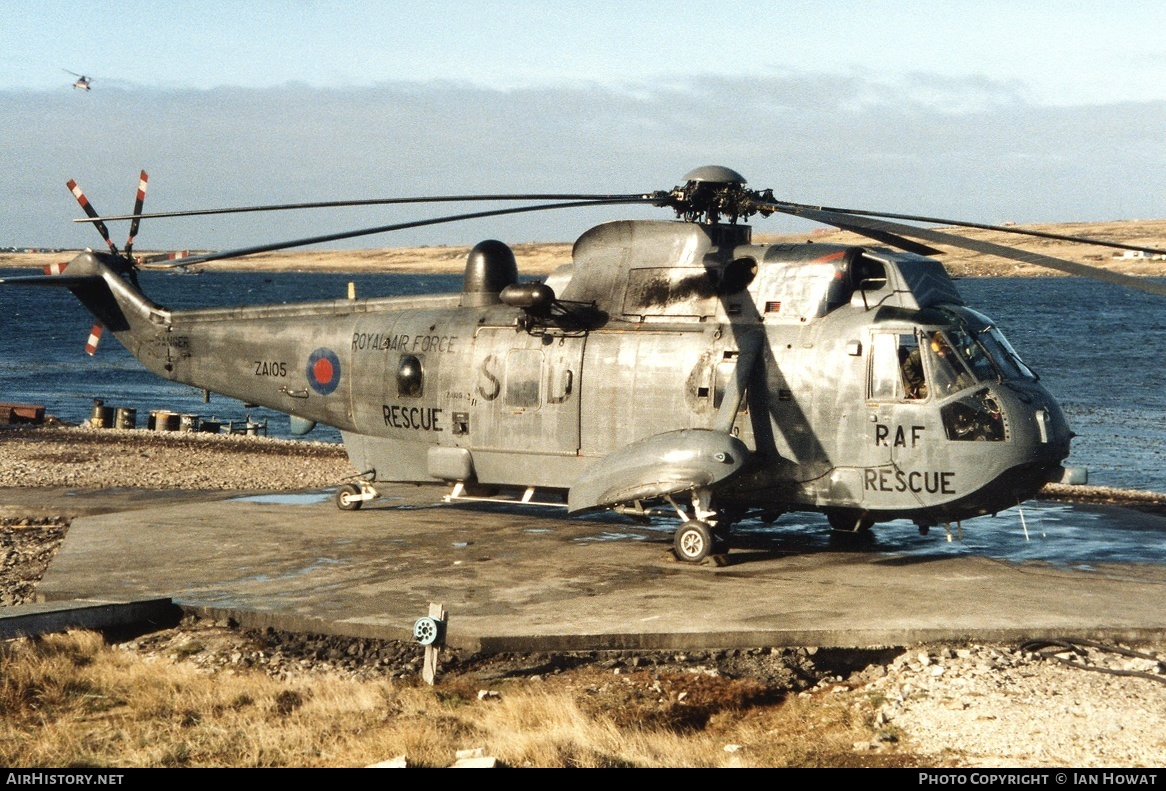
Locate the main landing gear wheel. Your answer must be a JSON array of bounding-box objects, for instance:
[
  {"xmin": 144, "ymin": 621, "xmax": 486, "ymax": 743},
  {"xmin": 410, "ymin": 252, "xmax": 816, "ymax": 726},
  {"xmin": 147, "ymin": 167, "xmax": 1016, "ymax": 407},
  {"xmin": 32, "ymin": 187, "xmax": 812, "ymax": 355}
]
[
  {"xmin": 674, "ymin": 521, "xmax": 714, "ymax": 563},
  {"xmin": 336, "ymin": 483, "xmax": 363, "ymax": 511}
]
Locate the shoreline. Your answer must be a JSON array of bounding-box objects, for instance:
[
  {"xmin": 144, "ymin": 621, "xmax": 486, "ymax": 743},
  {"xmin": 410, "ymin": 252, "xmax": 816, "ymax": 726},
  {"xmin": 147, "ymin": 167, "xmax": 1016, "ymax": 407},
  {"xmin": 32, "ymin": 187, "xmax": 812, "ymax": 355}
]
[{"xmin": 5, "ymin": 219, "xmax": 1166, "ymax": 278}]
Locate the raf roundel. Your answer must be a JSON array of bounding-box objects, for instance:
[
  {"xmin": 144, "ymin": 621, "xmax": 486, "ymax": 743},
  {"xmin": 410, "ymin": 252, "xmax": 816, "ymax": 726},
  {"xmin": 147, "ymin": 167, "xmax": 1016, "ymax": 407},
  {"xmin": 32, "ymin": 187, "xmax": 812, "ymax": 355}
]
[{"xmin": 306, "ymin": 348, "xmax": 341, "ymax": 395}]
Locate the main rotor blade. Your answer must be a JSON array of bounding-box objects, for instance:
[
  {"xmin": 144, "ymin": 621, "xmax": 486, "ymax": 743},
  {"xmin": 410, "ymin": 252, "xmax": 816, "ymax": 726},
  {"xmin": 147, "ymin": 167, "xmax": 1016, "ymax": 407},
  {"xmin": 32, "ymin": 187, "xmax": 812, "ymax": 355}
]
[
  {"xmin": 823, "ymin": 220, "xmax": 944, "ymax": 257},
  {"xmin": 75, "ymin": 192, "xmax": 653, "ymax": 223},
  {"xmin": 765, "ymin": 199, "xmax": 1166, "ymax": 256},
  {"xmin": 148, "ymin": 197, "xmax": 654, "ymax": 267},
  {"xmin": 760, "ymin": 201, "xmax": 1166, "ymax": 298}
]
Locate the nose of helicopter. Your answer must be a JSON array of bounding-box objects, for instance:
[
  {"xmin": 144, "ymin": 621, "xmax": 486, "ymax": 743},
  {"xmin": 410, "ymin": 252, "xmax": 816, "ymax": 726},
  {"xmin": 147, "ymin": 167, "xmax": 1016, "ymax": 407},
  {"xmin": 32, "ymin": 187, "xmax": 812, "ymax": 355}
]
[{"xmin": 997, "ymin": 381, "xmax": 1073, "ymax": 471}]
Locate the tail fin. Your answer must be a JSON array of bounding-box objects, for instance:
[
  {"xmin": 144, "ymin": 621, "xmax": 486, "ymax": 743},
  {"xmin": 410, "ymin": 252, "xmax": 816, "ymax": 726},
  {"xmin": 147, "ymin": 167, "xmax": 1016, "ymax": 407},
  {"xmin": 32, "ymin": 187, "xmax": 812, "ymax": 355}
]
[{"xmin": 1, "ymin": 251, "xmax": 169, "ymax": 333}]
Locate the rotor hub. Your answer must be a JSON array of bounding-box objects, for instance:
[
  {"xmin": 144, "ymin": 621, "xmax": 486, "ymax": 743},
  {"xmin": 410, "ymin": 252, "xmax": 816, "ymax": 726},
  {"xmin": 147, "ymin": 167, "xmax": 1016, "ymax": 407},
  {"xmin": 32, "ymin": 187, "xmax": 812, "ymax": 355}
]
[
  {"xmin": 661, "ymin": 165, "xmax": 774, "ymax": 225},
  {"xmin": 681, "ymin": 165, "xmax": 747, "ymax": 185}
]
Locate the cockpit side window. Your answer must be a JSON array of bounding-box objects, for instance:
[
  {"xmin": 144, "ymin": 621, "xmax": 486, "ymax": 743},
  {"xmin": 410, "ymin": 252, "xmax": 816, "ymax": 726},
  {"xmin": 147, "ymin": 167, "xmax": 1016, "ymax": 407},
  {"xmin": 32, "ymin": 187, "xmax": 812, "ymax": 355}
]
[{"xmin": 925, "ymin": 332, "xmax": 977, "ymax": 397}]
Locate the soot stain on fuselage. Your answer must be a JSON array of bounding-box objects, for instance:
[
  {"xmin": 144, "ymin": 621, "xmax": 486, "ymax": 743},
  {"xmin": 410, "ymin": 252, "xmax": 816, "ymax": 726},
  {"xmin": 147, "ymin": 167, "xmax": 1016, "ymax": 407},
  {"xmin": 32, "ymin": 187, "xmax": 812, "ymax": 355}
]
[{"xmin": 630, "ymin": 270, "xmax": 720, "ymax": 307}]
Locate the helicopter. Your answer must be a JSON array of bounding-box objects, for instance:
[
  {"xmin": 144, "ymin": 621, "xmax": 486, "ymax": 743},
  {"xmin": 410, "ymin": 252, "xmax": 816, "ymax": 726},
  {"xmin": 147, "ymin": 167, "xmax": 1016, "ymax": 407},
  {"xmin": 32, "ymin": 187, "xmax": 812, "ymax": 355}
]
[
  {"xmin": 62, "ymin": 69, "xmax": 92, "ymax": 91},
  {"xmin": 6, "ymin": 166, "xmax": 1166, "ymax": 563}
]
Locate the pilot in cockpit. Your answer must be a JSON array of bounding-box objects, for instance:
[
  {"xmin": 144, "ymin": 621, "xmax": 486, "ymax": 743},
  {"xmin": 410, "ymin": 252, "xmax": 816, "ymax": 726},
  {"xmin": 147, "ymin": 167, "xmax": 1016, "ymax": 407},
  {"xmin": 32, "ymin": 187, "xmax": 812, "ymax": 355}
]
[{"xmin": 900, "ymin": 342, "xmax": 928, "ymax": 400}]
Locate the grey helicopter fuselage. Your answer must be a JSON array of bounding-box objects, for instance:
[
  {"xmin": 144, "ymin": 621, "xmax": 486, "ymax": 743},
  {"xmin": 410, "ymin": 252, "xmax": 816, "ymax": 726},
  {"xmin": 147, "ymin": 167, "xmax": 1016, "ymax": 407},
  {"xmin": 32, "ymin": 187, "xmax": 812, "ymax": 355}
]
[{"xmin": 55, "ymin": 217, "xmax": 1071, "ymax": 529}]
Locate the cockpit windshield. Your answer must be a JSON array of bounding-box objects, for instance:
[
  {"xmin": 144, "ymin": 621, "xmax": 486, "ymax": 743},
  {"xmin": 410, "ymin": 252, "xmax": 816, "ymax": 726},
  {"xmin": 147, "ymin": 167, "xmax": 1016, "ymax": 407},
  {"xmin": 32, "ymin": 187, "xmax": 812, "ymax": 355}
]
[
  {"xmin": 958, "ymin": 308, "xmax": 1038, "ymax": 380},
  {"xmin": 978, "ymin": 327, "xmax": 1036, "ymax": 379},
  {"xmin": 945, "ymin": 325, "xmax": 997, "ymax": 382}
]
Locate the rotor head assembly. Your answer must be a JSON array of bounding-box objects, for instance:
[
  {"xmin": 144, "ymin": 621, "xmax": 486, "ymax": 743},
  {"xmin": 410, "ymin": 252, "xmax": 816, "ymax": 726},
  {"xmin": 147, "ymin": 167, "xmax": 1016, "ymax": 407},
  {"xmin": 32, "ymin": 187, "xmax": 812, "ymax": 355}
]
[{"xmin": 657, "ymin": 165, "xmax": 775, "ymax": 225}]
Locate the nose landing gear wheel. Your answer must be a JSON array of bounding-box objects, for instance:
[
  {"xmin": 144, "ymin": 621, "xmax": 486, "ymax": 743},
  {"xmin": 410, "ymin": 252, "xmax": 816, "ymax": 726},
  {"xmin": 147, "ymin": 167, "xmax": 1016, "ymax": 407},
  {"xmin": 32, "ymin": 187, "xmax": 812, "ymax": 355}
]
[
  {"xmin": 674, "ymin": 520, "xmax": 714, "ymax": 563},
  {"xmin": 336, "ymin": 483, "xmax": 363, "ymax": 511},
  {"xmin": 712, "ymin": 524, "xmax": 732, "ymax": 555},
  {"xmin": 826, "ymin": 509, "xmax": 874, "ymax": 534}
]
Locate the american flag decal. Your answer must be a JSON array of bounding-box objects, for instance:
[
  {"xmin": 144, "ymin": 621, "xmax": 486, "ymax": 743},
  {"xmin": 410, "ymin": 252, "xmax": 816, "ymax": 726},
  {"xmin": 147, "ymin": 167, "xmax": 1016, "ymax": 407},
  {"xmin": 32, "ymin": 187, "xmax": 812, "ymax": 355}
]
[
  {"xmin": 85, "ymin": 324, "xmax": 103, "ymax": 356},
  {"xmin": 765, "ymin": 301, "xmax": 782, "ymax": 313}
]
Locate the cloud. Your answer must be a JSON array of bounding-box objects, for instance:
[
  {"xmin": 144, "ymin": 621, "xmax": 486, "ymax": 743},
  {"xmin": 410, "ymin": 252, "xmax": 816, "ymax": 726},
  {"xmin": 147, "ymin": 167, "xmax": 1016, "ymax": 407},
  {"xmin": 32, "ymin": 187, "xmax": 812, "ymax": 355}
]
[{"xmin": 1, "ymin": 72, "xmax": 1163, "ymax": 252}]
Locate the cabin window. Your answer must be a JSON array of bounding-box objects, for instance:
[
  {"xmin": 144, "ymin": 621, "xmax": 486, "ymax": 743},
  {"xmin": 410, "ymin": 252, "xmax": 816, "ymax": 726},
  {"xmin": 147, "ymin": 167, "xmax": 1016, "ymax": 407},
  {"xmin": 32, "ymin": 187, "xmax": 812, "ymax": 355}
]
[
  {"xmin": 397, "ymin": 354, "xmax": 424, "ymax": 398},
  {"xmin": 955, "ymin": 307, "xmax": 1037, "ymax": 380},
  {"xmin": 505, "ymin": 349, "xmax": 542, "ymax": 408},
  {"xmin": 869, "ymin": 332, "xmax": 928, "ymax": 402},
  {"xmin": 869, "ymin": 333, "xmax": 901, "ymax": 400}
]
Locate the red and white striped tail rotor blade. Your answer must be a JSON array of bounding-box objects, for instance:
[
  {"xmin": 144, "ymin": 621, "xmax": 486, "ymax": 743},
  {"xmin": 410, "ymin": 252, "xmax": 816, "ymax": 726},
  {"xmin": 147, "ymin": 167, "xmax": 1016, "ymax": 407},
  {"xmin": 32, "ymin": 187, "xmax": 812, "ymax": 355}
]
[
  {"xmin": 84, "ymin": 323, "xmax": 104, "ymax": 356},
  {"xmin": 67, "ymin": 179, "xmax": 118, "ymax": 255},
  {"xmin": 125, "ymin": 170, "xmax": 148, "ymax": 256},
  {"xmin": 43, "ymin": 262, "xmax": 69, "ymax": 276}
]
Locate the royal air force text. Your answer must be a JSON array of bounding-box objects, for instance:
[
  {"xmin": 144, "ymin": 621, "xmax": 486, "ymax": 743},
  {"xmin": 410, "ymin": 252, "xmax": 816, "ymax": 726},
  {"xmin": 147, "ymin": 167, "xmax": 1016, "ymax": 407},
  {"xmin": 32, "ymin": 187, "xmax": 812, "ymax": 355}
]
[{"xmin": 353, "ymin": 333, "xmax": 457, "ymax": 354}]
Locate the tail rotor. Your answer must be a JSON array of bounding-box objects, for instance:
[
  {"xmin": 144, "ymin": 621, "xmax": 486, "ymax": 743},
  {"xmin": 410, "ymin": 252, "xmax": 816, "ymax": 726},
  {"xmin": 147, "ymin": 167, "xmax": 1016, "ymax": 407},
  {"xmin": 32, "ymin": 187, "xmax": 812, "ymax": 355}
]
[
  {"xmin": 124, "ymin": 171, "xmax": 148, "ymax": 258},
  {"xmin": 65, "ymin": 170, "xmax": 154, "ymax": 355},
  {"xmin": 67, "ymin": 179, "xmax": 119, "ymax": 255},
  {"xmin": 84, "ymin": 324, "xmax": 104, "ymax": 356}
]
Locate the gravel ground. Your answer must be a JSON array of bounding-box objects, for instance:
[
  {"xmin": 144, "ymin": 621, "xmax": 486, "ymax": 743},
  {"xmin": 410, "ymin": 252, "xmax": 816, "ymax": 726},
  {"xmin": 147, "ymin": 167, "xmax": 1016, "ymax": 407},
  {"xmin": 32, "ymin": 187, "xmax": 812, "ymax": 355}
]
[
  {"xmin": 0, "ymin": 425, "xmax": 351, "ymax": 490},
  {"xmin": 3, "ymin": 424, "xmax": 1166, "ymax": 767},
  {"xmin": 0, "ymin": 515, "xmax": 67, "ymax": 606}
]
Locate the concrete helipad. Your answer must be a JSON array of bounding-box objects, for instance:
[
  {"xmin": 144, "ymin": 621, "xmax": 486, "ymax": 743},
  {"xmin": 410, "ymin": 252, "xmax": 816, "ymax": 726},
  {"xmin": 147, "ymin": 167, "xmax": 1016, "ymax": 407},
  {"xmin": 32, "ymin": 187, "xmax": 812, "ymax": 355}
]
[{"xmin": 37, "ymin": 486, "xmax": 1166, "ymax": 652}]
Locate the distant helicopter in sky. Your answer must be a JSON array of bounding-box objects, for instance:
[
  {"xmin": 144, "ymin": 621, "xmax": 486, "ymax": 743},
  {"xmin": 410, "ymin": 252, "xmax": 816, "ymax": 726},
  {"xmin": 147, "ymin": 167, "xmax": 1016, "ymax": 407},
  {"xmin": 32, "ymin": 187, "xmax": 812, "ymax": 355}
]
[{"xmin": 62, "ymin": 69, "xmax": 92, "ymax": 91}]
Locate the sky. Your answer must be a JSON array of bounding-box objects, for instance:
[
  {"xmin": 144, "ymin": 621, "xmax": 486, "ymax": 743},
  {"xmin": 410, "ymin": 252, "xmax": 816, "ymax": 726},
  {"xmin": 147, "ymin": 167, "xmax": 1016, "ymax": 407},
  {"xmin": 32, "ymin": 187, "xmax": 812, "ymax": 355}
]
[{"xmin": 1, "ymin": 1, "xmax": 1164, "ymax": 251}]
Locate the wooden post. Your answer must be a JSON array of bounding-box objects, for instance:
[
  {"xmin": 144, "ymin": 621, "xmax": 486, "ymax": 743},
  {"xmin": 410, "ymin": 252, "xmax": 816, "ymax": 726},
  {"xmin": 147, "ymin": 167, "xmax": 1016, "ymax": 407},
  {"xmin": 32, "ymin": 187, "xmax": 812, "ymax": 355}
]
[{"xmin": 421, "ymin": 602, "xmax": 446, "ymax": 686}]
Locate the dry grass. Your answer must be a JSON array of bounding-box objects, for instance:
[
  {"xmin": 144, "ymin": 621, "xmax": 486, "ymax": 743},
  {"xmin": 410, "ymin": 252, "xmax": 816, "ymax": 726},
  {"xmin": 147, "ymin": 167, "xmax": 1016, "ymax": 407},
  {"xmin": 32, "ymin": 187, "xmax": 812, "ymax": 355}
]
[{"xmin": 0, "ymin": 631, "xmax": 906, "ymax": 768}]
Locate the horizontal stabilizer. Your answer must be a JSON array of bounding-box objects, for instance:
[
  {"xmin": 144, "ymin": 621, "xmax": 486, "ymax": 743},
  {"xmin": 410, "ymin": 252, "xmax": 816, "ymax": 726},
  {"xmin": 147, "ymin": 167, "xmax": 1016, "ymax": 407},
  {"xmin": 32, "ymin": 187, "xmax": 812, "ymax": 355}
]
[{"xmin": 0, "ymin": 274, "xmax": 103, "ymax": 287}]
